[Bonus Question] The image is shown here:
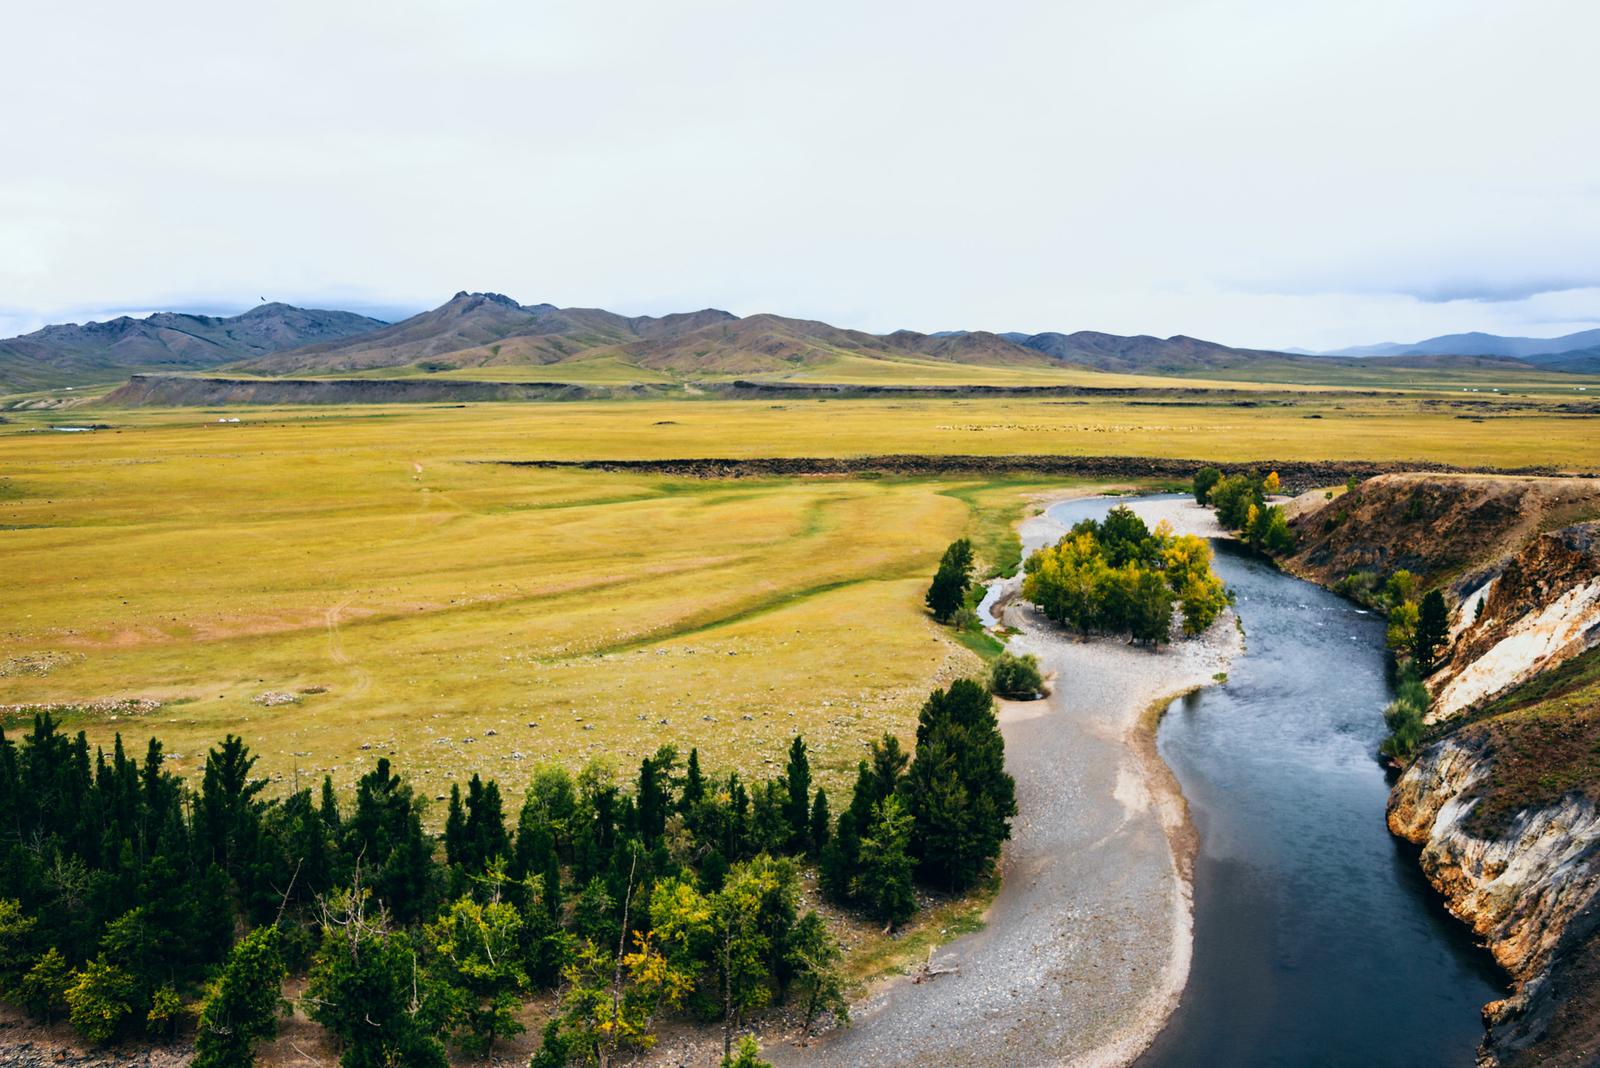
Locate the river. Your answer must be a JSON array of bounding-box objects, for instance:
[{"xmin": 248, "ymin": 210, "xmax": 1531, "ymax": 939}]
[{"xmin": 1026, "ymin": 499, "xmax": 1511, "ymax": 1067}]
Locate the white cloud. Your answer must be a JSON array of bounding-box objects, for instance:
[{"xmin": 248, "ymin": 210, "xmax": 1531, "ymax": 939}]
[{"xmin": 2, "ymin": 0, "xmax": 1597, "ymax": 348}]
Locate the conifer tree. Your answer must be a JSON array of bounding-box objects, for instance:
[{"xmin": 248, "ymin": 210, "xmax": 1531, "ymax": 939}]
[
  {"xmin": 807, "ymin": 789, "xmax": 830, "ymax": 858},
  {"xmin": 904, "ymin": 680, "xmax": 1016, "ymax": 890},
  {"xmin": 783, "ymin": 736, "xmax": 811, "ymax": 851},
  {"xmin": 1414, "ymin": 588, "xmax": 1450, "ymax": 674},
  {"xmin": 857, "ymin": 797, "xmax": 916, "ymax": 929},
  {"xmin": 444, "ymin": 784, "xmax": 468, "ymax": 868},
  {"xmin": 682, "ymin": 748, "xmax": 706, "ymax": 812},
  {"xmin": 787, "ymin": 910, "xmax": 848, "ymax": 1037},
  {"xmin": 925, "ymin": 538, "xmax": 975, "ymax": 623}
]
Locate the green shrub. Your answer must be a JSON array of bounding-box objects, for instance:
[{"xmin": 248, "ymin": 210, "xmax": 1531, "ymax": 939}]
[
  {"xmin": 1192, "ymin": 466, "xmax": 1223, "ymax": 504},
  {"xmin": 18, "ymin": 948, "xmax": 71, "ymax": 1023},
  {"xmin": 989, "ymin": 652, "xmax": 1043, "ymax": 698},
  {"xmin": 66, "ymin": 958, "xmax": 137, "ymax": 1044},
  {"xmin": 1381, "ymin": 675, "xmax": 1430, "ymax": 761}
]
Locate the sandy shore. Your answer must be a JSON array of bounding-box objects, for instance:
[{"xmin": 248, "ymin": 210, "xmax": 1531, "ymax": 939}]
[{"xmin": 775, "ymin": 492, "xmax": 1239, "ymax": 1068}]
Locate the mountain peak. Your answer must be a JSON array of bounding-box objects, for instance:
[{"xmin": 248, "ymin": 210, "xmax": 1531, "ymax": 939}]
[{"xmin": 450, "ymin": 291, "xmax": 523, "ymax": 308}]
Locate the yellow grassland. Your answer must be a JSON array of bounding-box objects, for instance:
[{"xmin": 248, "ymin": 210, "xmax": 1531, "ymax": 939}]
[{"xmin": 1, "ymin": 392, "xmax": 1593, "ymax": 803}]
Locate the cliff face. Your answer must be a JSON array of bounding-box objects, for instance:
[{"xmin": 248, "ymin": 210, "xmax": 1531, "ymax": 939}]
[
  {"xmin": 1388, "ymin": 737, "xmax": 1600, "ymax": 980},
  {"xmin": 1288, "ymin": 476, "xmax": 1600, "ymax": 1066},
  {"xmin": 1428, "ymin": 524, "xmax": 1600, "ymax": 721}
]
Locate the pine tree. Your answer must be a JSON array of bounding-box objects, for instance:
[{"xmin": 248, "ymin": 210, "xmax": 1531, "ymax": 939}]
[
  {"xmin": 461, "ymin": 774, "xmax": 510, "ymax": 874},
  {"xmin": 346, "ymin": 758, "xmax": 436, "ymax": 923},
  {"xmin": 636, "ymin": 751, "xmax": 672, "ymax": 846},
  {"xmin": 1414, "ymin": 588, "xmax": 1450, "ymax": 674},
  {"xmin": 319, "ymin": 774, "xmax": 341, "ymax": 830},
  {"xmin": 904, "ymin": 680, "xmax": 1017, "ymax": 890},
  {"xmin": 925, "ymin": 538, "xmax": 974, "ymax": 623},
  {"xmin": 198, "ymin": 735, "xmax": 268, "ymax": 884},
  {"xmin": 807, "ymin": 789, "xmax": 830, "ymax": 857},
  {"xmin": 858, "ymin": 796, "xmax": 916, "ymax": 929},
  {"xmin": 783, "ymin": 736, "xmax": 811, "ymax": 851},
  {"xmin": 682, "ymin": 748, "xmax": 706, "ymax": 812},
  {"xmin": 444, "ymin": 783, "xmax": 468, "ymax": 867}
]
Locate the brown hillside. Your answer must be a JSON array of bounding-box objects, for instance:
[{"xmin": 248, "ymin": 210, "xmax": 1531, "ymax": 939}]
[
  {"xmin": 886, "ymin": 329, "xmax": 1065, "ymax": 367},
  {"xmin": 1284, "ymin": 473, "xmax": 1600, "ymax": 591}
]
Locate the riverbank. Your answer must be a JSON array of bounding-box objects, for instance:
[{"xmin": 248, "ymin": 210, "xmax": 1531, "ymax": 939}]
[{"xmin": 772, "ymin": 492, "xmax": 1239, "ymax": 1067}]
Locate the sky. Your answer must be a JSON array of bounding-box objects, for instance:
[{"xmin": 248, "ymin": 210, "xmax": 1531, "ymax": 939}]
[{"xmin": 3, "ymin": 0, "xmax": 1599, "ymax": 350}]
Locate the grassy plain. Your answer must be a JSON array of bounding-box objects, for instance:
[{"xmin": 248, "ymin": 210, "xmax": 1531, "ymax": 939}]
[
  {"xmin": 1, "ymin": 389, "xmax": 1595, "ymax": 805},
  {"xmin": 0, "ymin": 407, "xmax": 1074, "ymax": 800}
]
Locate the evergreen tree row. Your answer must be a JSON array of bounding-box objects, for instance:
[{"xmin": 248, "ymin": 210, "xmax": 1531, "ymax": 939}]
[{"xmin": 0, "ymin": 674, "xmax": 1015, "ymax": 1066}]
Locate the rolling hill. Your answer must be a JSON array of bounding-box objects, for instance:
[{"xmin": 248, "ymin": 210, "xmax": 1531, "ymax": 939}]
[
  {"xmin": 0, "ymin": 303, "xmax": 386, "ymax": 393},
  {"xmin": 6, "ymin": 291, "xmax": 1597, "ymax": 394},
  {"xmin": 221, "ymin": 293, "xmax": 1370, "ymax": 380}
]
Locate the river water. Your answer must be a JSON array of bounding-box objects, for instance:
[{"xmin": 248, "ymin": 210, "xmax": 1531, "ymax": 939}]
[{"xmin": 1043, "ymin": 497, "xmax": 1505, "ymax": 1068}]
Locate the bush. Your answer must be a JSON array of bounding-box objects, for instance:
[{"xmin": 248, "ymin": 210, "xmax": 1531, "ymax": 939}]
[
  {"xmin": 1381, "ymin": 675, "xmax": 1430, "ymax": 761},
  {"xmin": 724, "ymin": 1036, "xmax": 775, "ymax": 1068},
  {"xmin": 66, "ymin": 958, "xmax": 137, "ymax": 1044},
  {"xmin": 989, "ymin": 652, "xmax": 1043, "ymax": 698},
  {"xmin": 1193, "ymin": 466, "xmax": 1222, "ymax": 504},
  {"xmin": 18, "ymin": 948, "xmax": 70, "ymax": 1023},
  {"xmin": 1244, "ymin": 503, "xmax": 1295, "ymax": 555}
]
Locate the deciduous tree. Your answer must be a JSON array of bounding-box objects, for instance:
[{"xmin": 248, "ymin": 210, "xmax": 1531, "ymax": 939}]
[{"xmin": 193, "ymin": 925, "xmax": 287, "ymax": 1068}]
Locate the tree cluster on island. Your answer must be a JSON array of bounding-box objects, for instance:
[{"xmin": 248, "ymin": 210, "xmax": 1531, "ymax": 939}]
[
  {"xmin": 0, "ymin": 674, "xmax": 1016, "ymax": 1067},
  {"xmin": 1021, "ymin": 505, "xmax": 1230, "ymax": 644}
]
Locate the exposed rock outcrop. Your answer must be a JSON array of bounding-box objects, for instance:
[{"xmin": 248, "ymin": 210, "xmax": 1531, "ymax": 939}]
[
  {"xmin": 1430, "ymin": 524, "xmax": 1600, "ymax": 720},
  {"xmin": 1389, "ymin": 737, "xmax": 1600, "ymax": 982}
]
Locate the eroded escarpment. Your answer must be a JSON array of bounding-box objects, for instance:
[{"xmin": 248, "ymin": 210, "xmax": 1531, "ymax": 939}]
[
  {"xmin": 1428, "ymin": 523, "xmax": 1600, "ymax": 721},
  {"xmin": 1287, "ymin": 474, "xmax": 1600, "ymax": 1066}
]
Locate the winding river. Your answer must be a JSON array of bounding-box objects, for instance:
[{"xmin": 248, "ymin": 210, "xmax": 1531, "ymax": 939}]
[
  {"xmin": 783, "ymin": 493, "xmax": 1504, "ymax": 1068},
  {"xmin": 1100, "ymin": 508, "xmax": 1509, "ymax": 1066}
]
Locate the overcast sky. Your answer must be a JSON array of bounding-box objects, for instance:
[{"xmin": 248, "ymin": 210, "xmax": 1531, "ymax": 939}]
[{"xmin": 3, "ymin": 0, "xmax": 1598, "ymax": 349}]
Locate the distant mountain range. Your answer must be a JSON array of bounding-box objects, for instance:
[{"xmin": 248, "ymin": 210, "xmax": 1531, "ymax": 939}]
[
  {"xmin": 0, "ymin": 303, "xmax": 387, "ymax": 393},
  {"xmin": 1313, "ymin": 328, "xmax": 1600, "ymax": 370},
  {"xmin": 3, "ymin": 293, "xmax": 1596, "ymax": 394}
]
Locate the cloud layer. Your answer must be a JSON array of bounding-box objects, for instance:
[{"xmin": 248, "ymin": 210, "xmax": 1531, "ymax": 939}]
[{"xmin": 4, "ymin": 0, "xmax": 1598, "ymax": 349}]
